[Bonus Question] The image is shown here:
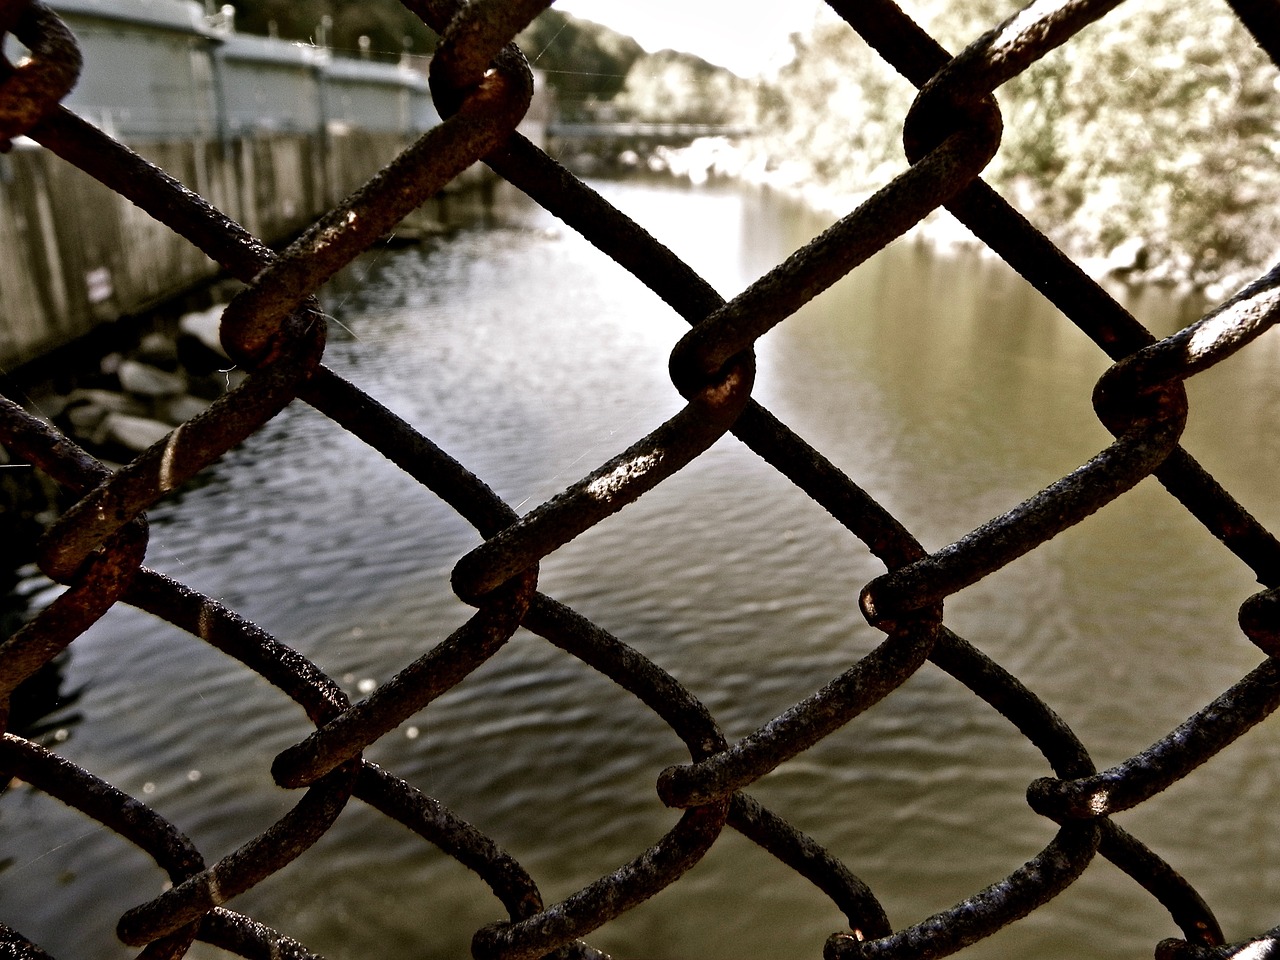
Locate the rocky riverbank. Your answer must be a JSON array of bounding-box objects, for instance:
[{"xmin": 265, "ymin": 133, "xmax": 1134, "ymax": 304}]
[
  {"xmin": 1, "ymin": 298, "xmax": 246, "ymax": 575},
  {"xmin": 38, "ymin": 303, "xmax": 243, "ymax": 465},
  {"xmin": 0, "ymin": 302, "xmax": 233, "ymax": 745}
]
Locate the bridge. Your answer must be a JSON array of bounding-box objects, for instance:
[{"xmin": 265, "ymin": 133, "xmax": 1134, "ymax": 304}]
[{"xmin": 546, "ymin": 121, "xmax": 754, "ymax": 144}]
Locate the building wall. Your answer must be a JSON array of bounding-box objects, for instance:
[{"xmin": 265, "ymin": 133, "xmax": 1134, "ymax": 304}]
[{"xmin": 0, "ymin": 0, "xmax": 498, "ymax": 370}]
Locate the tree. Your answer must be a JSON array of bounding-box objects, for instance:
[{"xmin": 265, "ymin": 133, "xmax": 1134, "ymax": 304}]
[
  {"xmin": 990, "ymin": 1, "xmax": 1280, "ymax": 286},
  {"xmin": 754, "ymin": 18, "xmax": 917, "ymax": 194},
  {"xmin": 226, "ymin": 0, "xmax": 438, "ymax": 60},
  {"xmin": 516, "ymin": 10, "xmax": 644, "ymax": 119},
  {"xmin": 756, "ymin": 0, "xmax": 1280, "ymax": 287},
  {"xmin": 612, "ymin": 49, "xmax": 754, "ymax": 125}
]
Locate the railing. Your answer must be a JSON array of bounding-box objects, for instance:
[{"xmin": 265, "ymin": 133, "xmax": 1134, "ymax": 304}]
[{"xmin": 2, "ymin": 0, "xmax": 1279, "ymax": 958}]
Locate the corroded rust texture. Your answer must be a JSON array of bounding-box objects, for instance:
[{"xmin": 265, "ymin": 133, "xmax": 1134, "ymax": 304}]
[{"xmin": 2, "ymin": 1, "xmax": 1280, "ymax": 958}]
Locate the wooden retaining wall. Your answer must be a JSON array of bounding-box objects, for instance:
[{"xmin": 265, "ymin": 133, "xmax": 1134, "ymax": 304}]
[{"xmin": 0, "ymin": 128, "xmax": 434, "ymax": 370}]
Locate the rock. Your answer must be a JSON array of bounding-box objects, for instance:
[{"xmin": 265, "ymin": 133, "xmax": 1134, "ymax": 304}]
[
  {"xmin": 117, "ymin": 359, "xmax": 187, "ymax": 398},
  {"xmin": 100, "ymin": 352, "xmax": 123, "ymax": 377},
  {"xmin": 64, "ymin": 401, "xmax": 110, "ymax": 441},
  {"xmin": 178, "ymin": 305, "xmax": 229, "ymax": 359},
  {"xmin": 156, "ymin": 393, "xmax": 212, "ymax": 426},
  {"xmin": 63, "ymin": 388, "xmax": 146, "ymax": 415},
  {"xmin": 23, "ymin": 385, "xmax": 67, "ymax": 421},
  {"xmin": 176, "ymin": 334, "xmax": 227, "ymax": 377},
  {"xmin": 135, "ymin": 331, "xmax": 179, "ymax": 368},
  {"xmin": 100, "ymin": 412, "xmax": 172, "ymax": 454},
  {"xmin": 177, "ymin": 305, "xmax": 232, "ymax": 376},
  {"xmin": 60, "ymin": 389, "xmax": 147, "ymax": 447}
]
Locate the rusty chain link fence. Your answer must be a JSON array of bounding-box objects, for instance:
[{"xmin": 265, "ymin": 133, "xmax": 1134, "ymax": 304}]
[{"xmin": 3, "ymin": 0, "xmax": 1280, "ymax": 957}]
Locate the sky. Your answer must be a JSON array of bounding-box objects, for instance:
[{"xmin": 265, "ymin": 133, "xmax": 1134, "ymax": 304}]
[{"xmin": 550, "ymin": 0, "xmax": 824, "ymax": 77}]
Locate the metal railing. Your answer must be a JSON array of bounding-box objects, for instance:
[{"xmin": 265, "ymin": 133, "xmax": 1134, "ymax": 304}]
[{"xmin": 2, "ymin": 0, "xmax": 1280, "ymax": 957}]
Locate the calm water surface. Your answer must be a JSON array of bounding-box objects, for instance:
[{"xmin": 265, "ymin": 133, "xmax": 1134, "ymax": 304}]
[{"xmin": 4, "ymin": 179, "xmax": 1279, "ymax": 960}]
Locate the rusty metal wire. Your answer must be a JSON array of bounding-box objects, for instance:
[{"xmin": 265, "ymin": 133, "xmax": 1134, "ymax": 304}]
[{"xmin": 1, "ymin": 0, "xmax": 1279, "ymax": 957}]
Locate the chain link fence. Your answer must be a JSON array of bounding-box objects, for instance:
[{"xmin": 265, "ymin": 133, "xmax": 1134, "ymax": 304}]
[{"xmin": 2, "ymin": 0, "xmax": 1280, "ymax": 957}]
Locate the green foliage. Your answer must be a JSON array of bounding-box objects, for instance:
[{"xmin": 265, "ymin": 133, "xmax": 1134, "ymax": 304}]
[{"xmin": 757, "ymin": 0, "xmax": 1280, "ymax": 287}]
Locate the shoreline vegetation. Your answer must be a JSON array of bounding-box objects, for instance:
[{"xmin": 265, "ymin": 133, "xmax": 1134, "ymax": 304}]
[
  {"xmin": 516, "ymin": 2, "xmax": 1280, "ymax": 298},
  {"xmin": 223, "ymin": 0, "xmax": 1280, "ymax": 293}
]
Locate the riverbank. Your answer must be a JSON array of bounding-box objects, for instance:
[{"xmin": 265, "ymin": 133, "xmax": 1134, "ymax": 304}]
[
  {"xmin": 595, "ymin": 137, "xmax": 1047, "ymax": 272},
  {"xmin": 0, "ymin": 177, "xmax": 503, "ymax": 583},
  {"xmin": 629, "ymin": 132, "xmax": 1267, "ymax": 301},
  {"xmin": 0, "ymin": 281, "xmax": 245, "ymax": 599}
]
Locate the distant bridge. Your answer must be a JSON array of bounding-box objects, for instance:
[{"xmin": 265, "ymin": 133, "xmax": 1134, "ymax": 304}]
[{"xmin": 546, "ymin": 121, "xmax": 754, "ymax": 143}]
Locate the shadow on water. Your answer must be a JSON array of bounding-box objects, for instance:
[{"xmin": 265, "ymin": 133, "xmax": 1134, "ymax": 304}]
[
  {"xmin": 0, "ymin": 572, "xmax": 85, "ymax": 806},
  {"xmin": 0, "ymin": 455, "xmax": 84, "ymax": 775},
  {"xmin": 2, "ymin": 649, "xmax": 83, "ymax": 751},
  {"xmin": 0, "ymin": 590, "xmax": 84, "ymax": 882}
]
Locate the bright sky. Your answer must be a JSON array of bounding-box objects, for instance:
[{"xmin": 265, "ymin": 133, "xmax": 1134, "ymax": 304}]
[{"xmin": 551, "ymin": 0, "xmax": 824, "ymax": 77}]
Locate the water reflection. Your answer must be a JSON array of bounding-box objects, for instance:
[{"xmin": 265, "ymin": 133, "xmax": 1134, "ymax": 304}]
[
  {"xmin": 0, "ymin": 559, "xmax": 84, "ymax": 758},
  {"xmin": 1, "ymin": 650, "xmax": 82, "ymax": 755},
  {"xmin": 0, "ymin": 179, "xmax": 1275, "ymax": 960}
]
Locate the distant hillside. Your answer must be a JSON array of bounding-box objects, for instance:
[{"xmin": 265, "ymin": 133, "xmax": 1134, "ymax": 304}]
[
  {"xmin": 611, "ymin": 47, "xmax": 756, "ymax": 125},
  {"xmin": 515, "ymin": 9, "xmax": 644, "ymax": 116},
  {"xmin": 517, "ymin": 11, "xmax": 754, "ymax": 126}
]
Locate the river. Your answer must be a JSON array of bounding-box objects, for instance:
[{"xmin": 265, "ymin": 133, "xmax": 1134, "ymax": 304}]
[{"xmin": 3, "ymin": 178, "xmax": 1278, "ymax": 960}]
